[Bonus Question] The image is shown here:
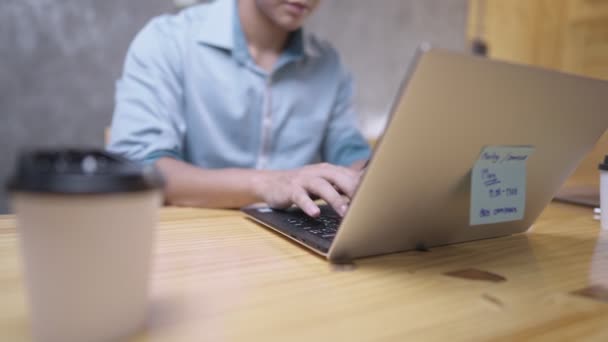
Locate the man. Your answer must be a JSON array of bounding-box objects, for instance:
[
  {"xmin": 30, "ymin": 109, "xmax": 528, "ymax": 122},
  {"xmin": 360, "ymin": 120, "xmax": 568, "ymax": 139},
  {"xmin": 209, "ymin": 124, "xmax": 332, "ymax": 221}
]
[{"xmin": 108, "ymin": 0, "xmax": 371, "ymax": 218}]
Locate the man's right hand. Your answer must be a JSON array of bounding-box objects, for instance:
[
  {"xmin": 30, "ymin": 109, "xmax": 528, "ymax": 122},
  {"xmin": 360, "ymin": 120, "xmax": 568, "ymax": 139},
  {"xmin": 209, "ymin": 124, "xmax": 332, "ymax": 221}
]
[{"xmin": 252, "ymin": 163, "xmax": 363, "ymax": 218}]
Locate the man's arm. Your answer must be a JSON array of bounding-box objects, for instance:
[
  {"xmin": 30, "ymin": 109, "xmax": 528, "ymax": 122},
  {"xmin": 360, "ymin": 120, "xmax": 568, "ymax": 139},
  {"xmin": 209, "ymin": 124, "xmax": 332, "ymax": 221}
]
[
  {"xmin": 157, "ymin": 157, "xmax": 361, "ymax": 217},
  {"xmin": 322, "ymin": 63, "xmax": 372, "ymax": 168},
  {"xmin": 107, "ymin": 16, "xmax": 186, "ymax": 163}
]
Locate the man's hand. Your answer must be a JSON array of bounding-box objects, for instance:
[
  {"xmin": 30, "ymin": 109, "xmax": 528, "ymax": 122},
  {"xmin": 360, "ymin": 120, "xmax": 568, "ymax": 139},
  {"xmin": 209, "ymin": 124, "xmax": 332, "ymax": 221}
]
[{"xmin": 253, "ymin": 163, "xmax": 363, "ymax": 218}]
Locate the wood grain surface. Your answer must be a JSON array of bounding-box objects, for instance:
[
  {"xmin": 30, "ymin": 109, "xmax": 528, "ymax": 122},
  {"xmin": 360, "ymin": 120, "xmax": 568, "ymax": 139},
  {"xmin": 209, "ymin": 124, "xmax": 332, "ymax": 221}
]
[{"xmin": 1, "ymin": 202, "xmax": 607, "ymax": 341}]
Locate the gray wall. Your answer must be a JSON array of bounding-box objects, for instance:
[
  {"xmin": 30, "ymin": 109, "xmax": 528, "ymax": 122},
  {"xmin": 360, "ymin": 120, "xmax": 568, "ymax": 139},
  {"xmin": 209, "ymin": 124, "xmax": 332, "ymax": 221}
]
[
  {"xmin": 0, "ymin": 0, "xmax": 174, "ymax": 214},
  {"xmin": 0, "ymin": 0, "xmax": 468, "ymax": 214},
  {"xmin": 308, "ymin": 0, "xmax": 469, "ymax": 136}
]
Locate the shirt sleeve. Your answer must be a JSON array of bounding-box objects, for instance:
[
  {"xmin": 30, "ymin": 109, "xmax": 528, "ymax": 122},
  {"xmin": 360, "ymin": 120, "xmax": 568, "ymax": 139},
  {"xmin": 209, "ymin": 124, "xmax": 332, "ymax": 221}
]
[
  {"xmin": 321, "ymin": 67, "xmax": 372, "ymax": 166},
  {"xmin": 107, "ymin": 16, "xmax": 186, "ymax": 164}
]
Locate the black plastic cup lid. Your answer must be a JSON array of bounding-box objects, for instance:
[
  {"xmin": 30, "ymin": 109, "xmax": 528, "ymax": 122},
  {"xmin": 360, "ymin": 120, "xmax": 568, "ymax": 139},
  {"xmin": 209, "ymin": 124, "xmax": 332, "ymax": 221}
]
[
  {"xmin": 6, "ymin": 149, "xmax": 165, "ymax": 194},
  {"xmin": 600, "ymin": 155, "xmax": 608, "ymax": 171}
]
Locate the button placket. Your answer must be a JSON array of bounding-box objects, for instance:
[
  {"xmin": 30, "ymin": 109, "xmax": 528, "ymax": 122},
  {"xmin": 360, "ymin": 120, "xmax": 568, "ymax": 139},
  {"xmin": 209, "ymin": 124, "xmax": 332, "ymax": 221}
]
[{"xmin": 256, "ymin": 76, "xmax": 273, "ymax": 169}]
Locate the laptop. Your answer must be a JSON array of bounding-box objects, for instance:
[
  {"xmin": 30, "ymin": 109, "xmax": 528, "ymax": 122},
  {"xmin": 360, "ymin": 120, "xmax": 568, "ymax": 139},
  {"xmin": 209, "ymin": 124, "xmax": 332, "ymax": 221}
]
[{"xmin": 242, "ymin": 47, "xmax": 608, "ymax": 262}]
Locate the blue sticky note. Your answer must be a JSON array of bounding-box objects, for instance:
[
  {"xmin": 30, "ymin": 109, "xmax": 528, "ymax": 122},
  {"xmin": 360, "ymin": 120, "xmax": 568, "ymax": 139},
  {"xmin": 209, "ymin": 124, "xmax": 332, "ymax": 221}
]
[{"xmin": 470, "ymin": 146, "xmax": 535, "ymax": 226}]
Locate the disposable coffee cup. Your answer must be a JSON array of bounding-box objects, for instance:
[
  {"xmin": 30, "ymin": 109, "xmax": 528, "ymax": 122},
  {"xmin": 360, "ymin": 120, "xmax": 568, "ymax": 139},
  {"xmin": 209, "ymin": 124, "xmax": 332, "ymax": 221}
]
[
  {"xmin": 599, "ymin": 156, "xmax": 608, "ymax": 230},
  {"xmin": 7, "ymin": 150, "xmax": 164, "ymax": 342}
]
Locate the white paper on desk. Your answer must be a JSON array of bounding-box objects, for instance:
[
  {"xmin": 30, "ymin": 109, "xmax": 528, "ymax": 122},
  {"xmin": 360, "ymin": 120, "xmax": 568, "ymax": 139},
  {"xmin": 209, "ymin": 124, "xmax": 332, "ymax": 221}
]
[{"xmin": 470, "ymin": 145, "xmax": 535, "ymax": 226}]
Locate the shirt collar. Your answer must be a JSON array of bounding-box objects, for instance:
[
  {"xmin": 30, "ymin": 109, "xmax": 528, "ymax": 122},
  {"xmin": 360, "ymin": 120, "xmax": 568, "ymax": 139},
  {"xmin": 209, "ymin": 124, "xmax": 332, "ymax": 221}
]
[
  {"xmin": 195, "ymin": 0, "xmax": 235, "ymax": 51},
  {"xmin": 195, "ymin": 0, "xmax": 319, "ymax": 61}
]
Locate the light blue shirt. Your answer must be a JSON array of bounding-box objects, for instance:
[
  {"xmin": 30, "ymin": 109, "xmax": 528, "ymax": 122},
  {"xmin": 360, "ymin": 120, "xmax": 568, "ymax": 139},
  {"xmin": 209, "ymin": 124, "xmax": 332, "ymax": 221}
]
[{"xmin": 108, "ymin": 0, "xmax": 371, "ymax": 170}]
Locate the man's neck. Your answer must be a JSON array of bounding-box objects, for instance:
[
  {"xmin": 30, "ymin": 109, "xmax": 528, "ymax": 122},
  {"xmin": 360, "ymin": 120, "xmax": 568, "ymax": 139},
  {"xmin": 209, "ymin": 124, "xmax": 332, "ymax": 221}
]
[{"xmin": 239, "ymin": 0, "xmax": 290, "ymax": 70}]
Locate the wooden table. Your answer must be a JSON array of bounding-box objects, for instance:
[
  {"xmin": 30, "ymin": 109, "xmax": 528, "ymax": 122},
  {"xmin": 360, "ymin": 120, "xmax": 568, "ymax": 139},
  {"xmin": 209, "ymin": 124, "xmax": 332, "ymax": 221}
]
[{"xmin": 1, "ymin": 202, "xmax": 608, "ymax": 341}]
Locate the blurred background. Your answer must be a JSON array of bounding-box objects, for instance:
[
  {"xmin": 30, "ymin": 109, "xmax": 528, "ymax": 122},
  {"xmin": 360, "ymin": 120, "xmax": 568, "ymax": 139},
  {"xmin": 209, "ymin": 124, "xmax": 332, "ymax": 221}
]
[
  {"xmin": 0, "ymin": 0, "xmax": 468, "ymax": 213},
  {"xmin": 1, "ymin": 0, "xmax": 608, "ymax": 214}
]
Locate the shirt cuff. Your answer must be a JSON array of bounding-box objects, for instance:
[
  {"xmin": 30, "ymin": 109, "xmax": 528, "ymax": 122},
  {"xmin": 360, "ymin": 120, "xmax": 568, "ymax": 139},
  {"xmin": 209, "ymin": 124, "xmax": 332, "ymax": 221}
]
[
  {"xmin": 142, "ymin": 149, "xmax": 183, "ymax": 165},
  {"xmin": 333, "ymin": 145, "xmax": 372, "ymax": 167}
]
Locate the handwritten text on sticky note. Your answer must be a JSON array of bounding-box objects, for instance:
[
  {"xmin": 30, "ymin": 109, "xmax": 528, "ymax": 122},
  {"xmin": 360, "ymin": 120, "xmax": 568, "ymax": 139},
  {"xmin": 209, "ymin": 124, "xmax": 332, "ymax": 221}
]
[{"xmin": 470, "ymin": 146, "xmax": 535, "ymax": 226}]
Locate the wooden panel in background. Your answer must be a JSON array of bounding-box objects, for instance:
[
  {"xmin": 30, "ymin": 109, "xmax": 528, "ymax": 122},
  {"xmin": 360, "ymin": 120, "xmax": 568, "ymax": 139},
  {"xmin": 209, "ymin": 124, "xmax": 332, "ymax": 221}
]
[
  {"xmin": 468, "ymin": 0, "xmax": 608, "ymax": 196},
  {"xmin": 467, "ymin": 0, "xmax": 569, "ymax": 69}
]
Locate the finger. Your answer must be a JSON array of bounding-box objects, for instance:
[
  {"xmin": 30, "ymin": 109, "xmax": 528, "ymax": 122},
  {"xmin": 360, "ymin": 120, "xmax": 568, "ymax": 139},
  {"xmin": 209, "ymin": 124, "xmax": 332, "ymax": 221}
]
[
  {"xmin": 350, "ymin": 159, "xmax": 368, "ymax": 171},
  {"xmin": 291, "ymin": 187, "xmax": 320, "ymax": 218},
  {"xmin": 304, "ymin": 177, "xmax": 348, "ymax": 217},
  {"xmin": 318, "ymin": 165, "xmax": 360, "ymax": 199}
]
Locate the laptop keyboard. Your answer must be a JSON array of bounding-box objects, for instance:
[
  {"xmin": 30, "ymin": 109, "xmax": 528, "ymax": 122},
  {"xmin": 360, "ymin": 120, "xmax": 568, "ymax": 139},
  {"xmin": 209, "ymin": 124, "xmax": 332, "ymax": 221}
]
[
  {"xmin": 242, "ymin": 205, "xmax": 341, "ymax": 253},
  {"xmin": 284, "ymin": 206, "xmax": 342, "ymax": 240}
]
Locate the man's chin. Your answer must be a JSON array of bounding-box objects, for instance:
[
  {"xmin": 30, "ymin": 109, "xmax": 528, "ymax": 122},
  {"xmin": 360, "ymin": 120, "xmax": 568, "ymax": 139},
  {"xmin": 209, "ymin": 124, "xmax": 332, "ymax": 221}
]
[{"xmin": 276, "ymin": 18, "xmax": 305, "ymax": 32}]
